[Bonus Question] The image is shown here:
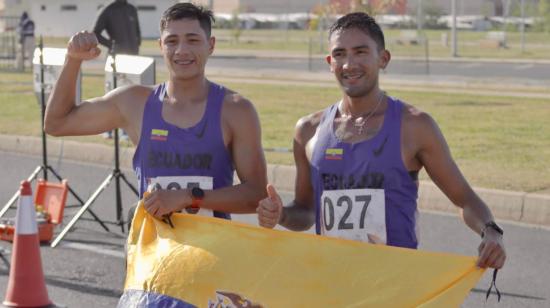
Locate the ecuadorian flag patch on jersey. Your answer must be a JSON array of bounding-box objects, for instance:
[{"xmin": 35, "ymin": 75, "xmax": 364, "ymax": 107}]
[
  {"xmin": 151, "ymin": 129, "xmax": 168, "ymax": 141},
  {"xmin": 325, "ymin": 147, "xmax": 343, "ymax": 160}
]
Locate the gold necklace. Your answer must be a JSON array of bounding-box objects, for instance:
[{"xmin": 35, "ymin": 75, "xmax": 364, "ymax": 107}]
[{"xmin": 340, "ymin": 92, "xmax": 385, "ymax": 135}]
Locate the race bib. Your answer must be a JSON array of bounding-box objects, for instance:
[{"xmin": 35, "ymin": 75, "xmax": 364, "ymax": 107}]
[
  {"xmin": 147, "ymin": 176, "xmax": 214, "ymax": 217},
  {"xmin": 320, "ymin": 188, "xmax": 386, "ymax": 244}
]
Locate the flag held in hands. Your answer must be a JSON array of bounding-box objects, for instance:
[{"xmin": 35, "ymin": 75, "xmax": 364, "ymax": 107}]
[{"xmin": 119, "ymin": 202, "xmax": 484, "ymax": 307}]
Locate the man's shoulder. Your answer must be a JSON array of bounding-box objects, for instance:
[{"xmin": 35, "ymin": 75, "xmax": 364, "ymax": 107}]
[
  {"xmin": 295, "ymin": 109, "xmax": 325, "ymax": 144},
  {"xmin": 297, "ymin": 110, "xmax": 324, "ymax": 132},
  {"xmin": 111, "ymin": 84, "xmax": 155, "ymax": 105},
  {"xmin": 219, "ymin": 88, "xmax": 260, "ymax": 138},
  {"xmin": 221, "ymin": 87, "xmax": 255, "ymax": 111},
  {"xmin": 99, "ymin": 2, "xmax": 116, "ymax": 13},
  {"xmin": 399, "ymin": 100, "xmax": 440, "ymax": 142},
  {"xmin": 124, "ymin": 84, "xmax": 155, "ymax": 95},
  {"xmin": 400, "ymin": 101, "xmax": 434, "ymax": 125}
]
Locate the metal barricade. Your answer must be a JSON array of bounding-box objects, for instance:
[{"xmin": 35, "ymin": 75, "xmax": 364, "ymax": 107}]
[{"xmin": 0, "ymin": 16, "xmax": 21, "ymax": 71}]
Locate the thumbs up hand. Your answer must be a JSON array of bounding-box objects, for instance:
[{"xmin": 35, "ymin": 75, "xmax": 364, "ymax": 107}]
[{"xmin": 256, "ymin": 184, "xmax": 283, "ymax": 229}]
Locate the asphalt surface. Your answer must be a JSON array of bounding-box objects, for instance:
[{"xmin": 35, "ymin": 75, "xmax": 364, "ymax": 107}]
[
  {"xmin": 0, "ymin": 151, "xmax": 549, "ymax": 307},
  {"xmin": 79, "ymin": 52, "xmax": 550, "ymax": 88},
  {"xmin": 206, "ymin": 57, "xmax": 550, "ymax": 83}
]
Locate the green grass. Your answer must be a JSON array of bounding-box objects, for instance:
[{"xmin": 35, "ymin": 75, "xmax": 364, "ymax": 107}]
[
  {"xmin": 43, "ymin": 28, "xmax": 550, "ymax": 60},
  {"xmin": 217, "ymin": 81, "xmax": 550, "ymax": 192},
  {"xmin": 1, "ymin": 71, "xmax": 549, "ymax": 193},
  {"xmin": 211, "ymin": 28, "xmax": 550, "ymax": 59}
]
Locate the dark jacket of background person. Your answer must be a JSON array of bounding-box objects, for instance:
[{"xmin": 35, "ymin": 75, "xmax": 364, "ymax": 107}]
[
  {"xmin": 93, "ymin": 0, "xmax": 141, "ymax": 55},
  {"xmin": 18, "ymin": 12, "xmax": 35, "ymax": 44}
]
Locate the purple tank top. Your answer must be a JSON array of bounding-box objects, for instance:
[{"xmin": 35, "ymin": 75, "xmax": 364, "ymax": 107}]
[
  {"xmin": 310, "ymin": 97, "xmax": 419, "ymax": 248},
  {"xmin": 133, "ymin": 82, "xmax": 233, "ymax": 219}
]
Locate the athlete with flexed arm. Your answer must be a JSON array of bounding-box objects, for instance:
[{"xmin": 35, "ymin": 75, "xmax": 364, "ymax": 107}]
[
  {"xmin": 45, "ymin": 3, "xmax": 267, "ymax": 219},
  {"xmin": 257, "ymin": 12, "xmax": 505, "ymax": 269}
]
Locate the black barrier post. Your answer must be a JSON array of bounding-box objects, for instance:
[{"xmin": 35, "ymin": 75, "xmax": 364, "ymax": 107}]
[
  {"xmin": 39, "ymin": 36, "xmax": 48, "ymax": 180},
  {"xmin": 0, "ymin": 37, "xmax": 109, "ymax": 235},
  {"xmin": 51, "ymin": 43, "xmax": 139, "ymax": 248}
]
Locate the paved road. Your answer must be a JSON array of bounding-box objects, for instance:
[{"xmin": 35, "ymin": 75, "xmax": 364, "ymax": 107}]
[
  {"xmin": 0, "ymin": 150, "xmax": 548, "ymax": 307},
  {"xmin": 206, "ymin": 57, "xmax": 550, "ymax": 82},
  {"xmin": 81, "ymin": 53, "xmax": 550, "ymax": 86},
  {"xmin": 203, "ymin": 56, "xmax": 550, "ymax": 85}
]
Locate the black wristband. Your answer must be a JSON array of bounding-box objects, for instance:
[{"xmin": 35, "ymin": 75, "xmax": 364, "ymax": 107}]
[{"xmin": 481, "ymin": 221, "xmax": 503, "ymax": 238}]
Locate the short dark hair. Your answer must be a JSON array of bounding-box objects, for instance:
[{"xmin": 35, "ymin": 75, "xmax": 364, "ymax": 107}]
[
  {"xmin": 328, "ymin": 12, "xmax": 385, "ymax": 50},
  {"xmin": 159, "ymin": 3, "xmax": 215, "ymax": 37}
]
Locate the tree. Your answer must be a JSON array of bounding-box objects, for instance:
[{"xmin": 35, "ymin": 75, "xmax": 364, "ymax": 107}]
[
  {"xmin": 370, "ymin": 0, "xmax": 407, "ymax": 15},
  {"xmin": 422, "ymin": 0, "xmax": 446, "ymax": 29},
  {"xmin": 230, "ymin": 7, "xmax": 243, "ymax": 44},
  {"xmin": 320, "ymin": 0, "xmax": 406, "ymax": 16}
]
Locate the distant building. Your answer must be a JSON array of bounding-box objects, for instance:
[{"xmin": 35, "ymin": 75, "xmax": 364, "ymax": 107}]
[
  {"xmin": 0, "ymin": 0, "xmax": 326, "ymax": 38},
  {"xmin": 407, "ymin": 0, "xmax": 540, "ymax": 17},
  {"xmin": 0, "ymin": 0, "xmax": 543, "ymax": 37},
  {"xmin": 29, "ymin": 0, "xmax": 179, "ymax": 38},
  {"xmin": 0, "ymin": 0, "xmax": 31, "ymax": 16},
  {"xmin": 213, "ymin": 0, "xmax": 321, "ymax": 14},
  {"xmin": 328, "ymin": 0, "xmax": 541, "ymax": 16}
]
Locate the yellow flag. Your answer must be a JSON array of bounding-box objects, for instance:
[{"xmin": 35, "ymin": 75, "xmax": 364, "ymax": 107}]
[{"xmin": 119, "ymin": 203, "xmax": 484, "ymax": 307}]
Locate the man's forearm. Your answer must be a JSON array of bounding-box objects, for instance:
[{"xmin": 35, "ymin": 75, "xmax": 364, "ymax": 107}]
[
  {"xmin": 460, "ymin": 195, "xmax": 495, "ymax": 236},
  {"xmin": 44, "ymin": 57, "xmax": 82, "ymax": 134},
  {"xmin": 199, "ymin": 181, "xmax": 267, "ymax": 214},
  {"xmin": 279, "ymin": 201, "xmax": 315, "ymax": 231}
]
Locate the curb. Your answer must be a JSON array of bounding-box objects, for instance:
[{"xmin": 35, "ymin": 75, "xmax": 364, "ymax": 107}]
[
  {"xmin": 1, "ymin": 134, "xmax": 549, "ymax": 227},
  {"xmin": 141, "ymin": 48, "xmax": 550, "ymax": 65}
]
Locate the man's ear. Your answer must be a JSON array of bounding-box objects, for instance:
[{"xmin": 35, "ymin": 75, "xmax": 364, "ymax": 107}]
[
  {"xmin": 378, "ymin": 49, "xmax": 391, "ymax": 70},
  {"xmin": 208, "ymin": 36, "xmax": 215, "ymax": 55},
  {"xmin": 158, "ymin": 38, "xmax": 162, "ymax": 50},
  {"xmin": 326, "ymin": 55, "xmax": 334, "ymax": 72}
]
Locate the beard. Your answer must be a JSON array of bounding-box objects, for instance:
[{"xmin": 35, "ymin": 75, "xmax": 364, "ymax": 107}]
[{"xmin": 341, "ymin": 81, "xmax": 376, "ymax": 98}]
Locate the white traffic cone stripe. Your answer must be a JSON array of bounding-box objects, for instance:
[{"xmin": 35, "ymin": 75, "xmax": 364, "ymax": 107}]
[{"xmin": 15, "ymin": 194, "xmax": 38, "ymax": 235}]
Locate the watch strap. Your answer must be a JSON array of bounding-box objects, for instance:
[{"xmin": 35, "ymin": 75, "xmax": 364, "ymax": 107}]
[
  {"xmin": 190, "ymin": 187, "xmax": 204, "ymax": 208},
  {"xmin": 481, "ymin": 221, "xmax": 503, "ymax": 238}
]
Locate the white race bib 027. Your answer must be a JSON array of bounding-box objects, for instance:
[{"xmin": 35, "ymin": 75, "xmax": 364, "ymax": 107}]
[
  {"xmin": 148, "ymin": 176, "xmax": 214, "ymax": 217},
  {"xmin": 320, "ymin": 188, "xmax": 386, "ymax": 244}
]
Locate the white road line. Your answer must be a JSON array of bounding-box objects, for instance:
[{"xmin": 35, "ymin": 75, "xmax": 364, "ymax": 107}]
[
  {"xmin": 460, "ymin": 63, "xmax": 482, "ymax": 68},
  {"xmin": 58, "ymin": 242, "xmax": 125, "ymax": 259},
  {"xmin": 515, "ymin": 64, "xmax": 535, "ymax": 70}
]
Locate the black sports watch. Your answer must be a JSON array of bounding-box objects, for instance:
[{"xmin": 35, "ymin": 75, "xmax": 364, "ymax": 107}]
[
  {"xmin": 190, "ymin": 187, "xmax": 205, "ymax": 208},
  {"xmin": 481, "ymin": 221, "xmax": 503, "ymax": 238}
]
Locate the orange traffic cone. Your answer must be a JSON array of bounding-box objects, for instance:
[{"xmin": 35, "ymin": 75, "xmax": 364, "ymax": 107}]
[{"xmin": 3, "ymin": 181, "xmax": 53, "ymax": 307}]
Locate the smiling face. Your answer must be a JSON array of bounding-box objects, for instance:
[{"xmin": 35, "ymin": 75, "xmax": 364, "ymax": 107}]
[
  {"xmin": 326, "ymin": 27, "xmax": 390, "ymax": 98},
  {"xmin": 159, "ymin": 18, "xmax": 215, "ymax": 81}
]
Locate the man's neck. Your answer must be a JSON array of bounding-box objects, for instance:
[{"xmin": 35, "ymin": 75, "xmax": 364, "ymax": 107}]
[
  {"xmin": 341, "ymin": 89, "xmax": 385, "ymax": 117},
  {"xmin": 165, "ymin": 77, "xmax": 209, "ymax": 105}
]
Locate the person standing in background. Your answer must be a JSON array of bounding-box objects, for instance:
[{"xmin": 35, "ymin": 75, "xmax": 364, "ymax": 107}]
[
  {"xmin": 17, "ymin": 11, "xmax": 35, "ymax": 70},
  {"xmin": 93, "ymin": 0, "xmax": 141, "ymax": 139},
  {"xmin": 93, "ymin": 0, "xmax": 141, "ymax": 55}
]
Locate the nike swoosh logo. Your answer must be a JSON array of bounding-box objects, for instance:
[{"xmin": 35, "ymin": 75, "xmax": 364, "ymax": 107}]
[
  {"xmin": 373, "ymin": 136, "xmax": 388, "ymax": 157},
  {"xmin": 194, "ymin": 121, "xmax": 207, "ymax": 139}
]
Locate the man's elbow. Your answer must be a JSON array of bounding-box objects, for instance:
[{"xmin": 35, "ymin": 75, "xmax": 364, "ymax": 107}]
[{"xmin": 43, "ymin": 117, "xmax": 63, "ymax": 136}]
